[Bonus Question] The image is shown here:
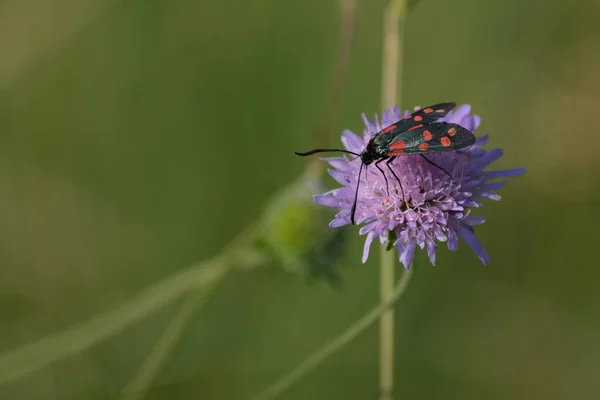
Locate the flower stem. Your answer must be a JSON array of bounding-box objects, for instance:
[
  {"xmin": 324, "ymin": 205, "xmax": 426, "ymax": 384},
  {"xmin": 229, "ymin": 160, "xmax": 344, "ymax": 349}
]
[
  {"xmin": 120, "ymin": 290, "xmax": 209, "ymax": 400},
  {"xmin": 381, "ymin": 0, "xmax": 404, "ymax": 110},
  {"xmin": 309, "ymin": 0, "xmax": 358, "ymax": 174},
  {"xmin": 380, "ymin": 0, "xmax": 406, "ymax": 399},
  {"xmin": 379, "ymin": 241, "xmax": 396, "ymax": 400},
  {"xmin": 0, "ymin": 225, "xmax": 261, "ymax": 387},
  {"xmin": 120, "ymin": 224, "xmax": 261, "ymax": 400},
  {"xmin": 250, "ymin": 267, "xmax": 413, "ymax": 400}
]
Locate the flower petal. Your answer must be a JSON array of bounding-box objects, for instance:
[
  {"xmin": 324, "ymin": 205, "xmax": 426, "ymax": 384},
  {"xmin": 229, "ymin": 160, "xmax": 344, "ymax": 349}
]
[
  {"xmin": 399, "ymin": 239, "xmax": 416, "ymax": 269},
  {"xmin": 463, "ymin": 216, "xmax": 486, "ymax": 225},
  {"xmin": 324, "ymin": 157, "xmax": 349, "ymax": 170},
  {"xmin": 481, "ymin": 181, "xmax": 507, "ymax": 191},
  {"xmin": 328, "ymin": 169, "xmax": 351, "ymax": 185},
  {"xmin": 448, "ymin": 228, "xmax": 458, "ymax": 251},
  {"xmin": 479, "ymin": 192, "xmax": 502, "ymax": 201},
  {"xmin": 379, "ymin": 231, "xmax": 388, "ymax": 245},
  {"xmin": 457, "ymin": 225, "xmax": 490, "ymax": 265},
  {"xmin": 470, "ymin": 148, "xmax": 503, "ymax": 171},
  {"xmin": 474, "ymin": 134, "xmax": 489, "ymax": 146},
  {"xmin": 426, "ymin": 239, "xmax": 437, "ymax": 266},
  {"xmin": 359, "ymin": 221, "xmax": 378, "ymax": 235},
  {"xmin": 382, "ymin": 108, "xmax": 395, "ymax": 127},
  {"xmin": 416, "ymin": 229, "xmax": 426, "ymax": 245},
  {"xmin": 471, "ymin": 115, "xmax": 481, "ymax": 130},
  {"xmin": 361, "ymin": 113, "xmax": 378, "ymax": 134},
  {"xmin": 362, "ymin": 231, "xmax": 377, "ymax": 263},
  {"xmin": 330, "ymin": 216, "xmax": 349, "ymax": 228},
  {"xmin": 483, "ymin": 168, "xmax": 527, "ymax": 180},
  {"xmin": 342, "ymin": 129, "xmax": 364, "ymax": 153},
  {"xmin": 449, "ymin": 104, "xmax": 471, "ymax": 124},
  {"xmin": 314, "ymin": 194, "xmax": 339, "ymax": 208}
]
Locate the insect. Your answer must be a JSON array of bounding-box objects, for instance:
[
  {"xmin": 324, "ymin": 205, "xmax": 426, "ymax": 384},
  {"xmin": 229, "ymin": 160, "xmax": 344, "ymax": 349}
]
[{"xmin": 295, "ymin": 102, "xmax": 476, "ymax": 225}]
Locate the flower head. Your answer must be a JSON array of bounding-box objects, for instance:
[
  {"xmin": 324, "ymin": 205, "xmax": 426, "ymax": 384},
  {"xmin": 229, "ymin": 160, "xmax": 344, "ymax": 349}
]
[{"xmin": 314, "ymin": 104, "xmax": 525, "ymax": 268}]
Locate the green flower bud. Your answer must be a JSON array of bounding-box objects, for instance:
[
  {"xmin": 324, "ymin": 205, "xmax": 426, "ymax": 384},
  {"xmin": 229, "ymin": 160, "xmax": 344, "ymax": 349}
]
[{"xmin": 257, "ymin": 168, "xmax": 347, "ymax": 284}]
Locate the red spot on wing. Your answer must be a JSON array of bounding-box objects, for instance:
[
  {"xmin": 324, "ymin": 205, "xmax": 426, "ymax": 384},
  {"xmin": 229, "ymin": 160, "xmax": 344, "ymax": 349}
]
[
  {"xmin": 389, "ymin": 149, "xmax": 405, "ymax": 156},
  {"xmin": 405, "ymin": 115, "xmax": 413, "ymax": 119},
  {"xmin": 448, "ymin": 127, "xmax": 457, "ymax": 136},
  {"xmin": 390, "ymin": 140, "xmax": 406, "ymax": 150},
  {"xmin": 436, "ymin": 109, "xmax": 445, "ymax": 113},
  {"xmin": 382, "ymin": 125, "xmax": 397, "ymax": 133},
  {"xmin": 441, "ymin": 137, "xmax": 451, "ymax": 147},
  {"xmin": 414, "ymin": 115, "xmax": 423, "ymax": 122},
  {"xmin": 408, "ymin": 124, "xmax": 424, "ymax": 131},
  {"xmin": 423, "ymin": 130, "xmax": 433, "ymax": 140},
  {"xmin": 418, "ymin": 143, "xmax": 429, "ymax": 151},
  {"xmin": 423, "ymin": 108, "xmax": 434, "ymax": 114}
]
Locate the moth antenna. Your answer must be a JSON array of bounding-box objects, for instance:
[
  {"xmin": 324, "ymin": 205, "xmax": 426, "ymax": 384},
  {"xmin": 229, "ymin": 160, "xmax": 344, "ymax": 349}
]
[{"xmin": 295, "ymin": 148, "xmax": 360, "ymax": 157}]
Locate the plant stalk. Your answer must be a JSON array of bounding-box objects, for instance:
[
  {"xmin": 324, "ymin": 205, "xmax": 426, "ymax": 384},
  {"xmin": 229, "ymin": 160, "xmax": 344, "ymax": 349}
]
[{"xmin": 379, "ymin": 1, "xmax": 406, "ymax": 399}]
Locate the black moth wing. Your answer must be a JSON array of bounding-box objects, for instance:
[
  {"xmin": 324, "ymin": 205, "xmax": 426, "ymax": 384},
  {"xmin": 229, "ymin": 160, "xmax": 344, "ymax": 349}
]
[
  {"xmin": 377, "ymin": 102, "xmax": 457, "ymax": 134},
  {"xmin": 388, "ymin": 122, "xmax": 476, "ymax": 156}
]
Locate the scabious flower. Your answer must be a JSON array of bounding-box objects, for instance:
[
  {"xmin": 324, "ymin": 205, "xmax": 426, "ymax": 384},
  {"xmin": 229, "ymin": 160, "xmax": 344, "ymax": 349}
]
[{"xmin": 314, "ymin": 104, "xmax": 525, "ymax": 268}]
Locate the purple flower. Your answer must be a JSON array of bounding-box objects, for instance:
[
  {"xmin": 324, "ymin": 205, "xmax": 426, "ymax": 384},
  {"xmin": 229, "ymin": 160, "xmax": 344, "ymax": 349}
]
[{"xmin": 314, "ymin": 104, "xmax": 526, "ymax": 268}]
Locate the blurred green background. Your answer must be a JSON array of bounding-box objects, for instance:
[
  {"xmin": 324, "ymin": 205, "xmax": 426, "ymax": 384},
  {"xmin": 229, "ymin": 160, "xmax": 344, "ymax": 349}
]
[{"xmin": 1, "ymin": 0, "xmax": 599, "ymax": 398}]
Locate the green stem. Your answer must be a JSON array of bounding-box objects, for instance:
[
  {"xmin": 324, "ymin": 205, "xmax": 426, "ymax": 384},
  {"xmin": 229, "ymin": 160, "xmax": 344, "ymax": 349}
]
[
  {"xmin": 379, "ymin": 241, "xmax": 396, "ymax": 400},
  {"xmin": 0, "ymin": 225, "xmax": 260, "ymax": 387},
  {"xmin": 381, "ymin": 0, "xmax": 404, "ymax": 110},
  {"xmin": 251, "ymin": 267, "xmax": 413, "ymax": 400},
  {"xmin": 118, "ymin": 225, "xmax": 262, "ymax": 400},
  {"xmin": 309, "ymin": 0, "xmax": 358, "ymax": 173},
  {"xmin": 0, "ymin": 259, "xmax": 222, "ymax": 386},
  {"xmin": 119, "ymin": 289, "xmax": 218, "ymax": 400},
  {"xmin": 380, "ymin": 1, "xmax": 406, "ymax": 399}
]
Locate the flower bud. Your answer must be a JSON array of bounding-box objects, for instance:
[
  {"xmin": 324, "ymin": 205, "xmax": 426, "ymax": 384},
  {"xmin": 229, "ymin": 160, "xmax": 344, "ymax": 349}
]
[{"xmin": 257, "ymin": 168, "xmax": 346, "ymax": 284}]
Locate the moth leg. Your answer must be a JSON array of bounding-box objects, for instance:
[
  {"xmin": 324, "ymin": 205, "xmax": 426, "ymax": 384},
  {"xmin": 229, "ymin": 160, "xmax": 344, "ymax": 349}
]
[
  {"xmin": 385, "ymin": 157, "xmax": 405, "ymax": 201},
  {"xmin": 374, "ymin": 159, "xmax": 389, "ymax": 194},
  {"xmin": 419, "ymin": 155, "xmax": 452, "ymax": 179}
]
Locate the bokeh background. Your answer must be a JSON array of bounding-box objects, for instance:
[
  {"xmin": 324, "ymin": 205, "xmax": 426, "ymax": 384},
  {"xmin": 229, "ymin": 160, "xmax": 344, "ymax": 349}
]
[{"xmin": 1, "ymin": 0, "xmax": 599, "ymax": 399}]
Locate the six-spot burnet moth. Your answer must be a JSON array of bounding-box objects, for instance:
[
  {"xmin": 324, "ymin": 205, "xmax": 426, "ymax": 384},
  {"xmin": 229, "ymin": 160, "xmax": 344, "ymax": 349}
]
[{"xmin": 295, "ymin": 102, "xmax": 476, "ymax": 225}]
